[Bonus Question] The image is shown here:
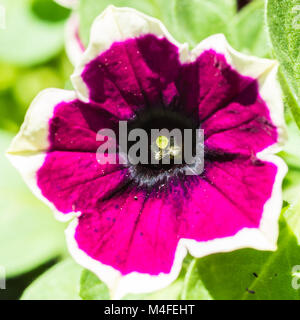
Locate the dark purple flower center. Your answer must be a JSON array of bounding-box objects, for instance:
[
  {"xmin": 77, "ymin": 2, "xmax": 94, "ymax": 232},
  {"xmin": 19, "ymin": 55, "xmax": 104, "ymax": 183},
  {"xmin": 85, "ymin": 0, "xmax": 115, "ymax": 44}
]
[{"xmin": 124, "ymin": 98, "xmax": 201, "ymax": 187}]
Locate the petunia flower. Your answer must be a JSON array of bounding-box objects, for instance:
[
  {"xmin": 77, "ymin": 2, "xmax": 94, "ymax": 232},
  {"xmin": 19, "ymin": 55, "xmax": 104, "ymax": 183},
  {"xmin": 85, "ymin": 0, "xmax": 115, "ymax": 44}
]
[{"xmin": 7, "ymin": 6, "xmax": 287, "ymax": 298}]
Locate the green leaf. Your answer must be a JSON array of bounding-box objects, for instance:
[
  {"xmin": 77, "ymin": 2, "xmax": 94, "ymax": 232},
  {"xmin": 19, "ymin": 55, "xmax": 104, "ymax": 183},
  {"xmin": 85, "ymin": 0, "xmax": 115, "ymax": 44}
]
[
  {"xmin": 172, "ymin": 0, "xmax": 236, "ymax": 47},
  {"xmin": 180, "ymin": 259, "xmax": 212, "ymax": 300},
  {"xmin": 278, "ymin": 68, "xmax": 300, "ymax": 129},
  {"xmin": 184, "ymin": 208, "xmax": 300, "ymax": 300},
  {"xmin": 280, "ymin": 121, "xmax": 300, "ymax": 177},
  {"xmin": 266, "ymin": 0, "xmax": 300, "ymax": 127},
  {"xmin": 79, "ymin": 0, "xmax": 236, "ymax": 48},
  {"xmin": 21, "ymin": 259, "xmax": 83, "ymax": 300},
  {"xmin": 0, "ymin": 132, "xmax": 67, "ymax": 277},
  {"xmin": 80, "ymin": 269, "xmax": 110, "ymax": 300},
  {"xmin": 229, "ymin": 0, "xmax": 270, "ymax": 58},
  {"xmin": 278, "ymin": 118, "xmax": 300, "ymax": 228},
  {"xmin": 283, "ymin": 200, "xmax": 300, "ymax": 245},
  {"xmin": 0, "ymin": 0, "xmax": 70, "ymax": 66},
  {"xmin": 280, "ymin": 121, "xmax": 300, "ymax": 243}
]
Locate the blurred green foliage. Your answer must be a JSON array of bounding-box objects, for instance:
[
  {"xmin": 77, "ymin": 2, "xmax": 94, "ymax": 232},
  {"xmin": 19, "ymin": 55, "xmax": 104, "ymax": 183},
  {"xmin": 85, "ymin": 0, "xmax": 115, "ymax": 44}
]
[
  {"xmin": 0, "ymin": 0, "xmax": 72, "ymax": 299},
  {"xmin": 0, "ymin": 0, "xmax": 70, "ymax": 65},
  {"xmin": 0, "ymin": 0, "xmax": 73, "ymax": 133},
  {"xmin": 0, "ymin": 56, "xmax": 72, "ymax": 132}
]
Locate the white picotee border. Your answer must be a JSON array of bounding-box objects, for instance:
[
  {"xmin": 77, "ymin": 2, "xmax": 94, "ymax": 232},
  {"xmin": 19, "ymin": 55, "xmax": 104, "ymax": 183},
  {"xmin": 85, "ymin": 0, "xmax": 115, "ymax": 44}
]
[
  {"xmin": 65, "ymin": 13, "xmax": 85, "ymax": 66},
  {"xmin": 7, "ymin": 6, "xmax": 288, "ymax": 299},
  {"xmin": 6, "ymin": 88, "xmax": 81, "ymax": 222},
  {"xmin": 54, "ymin": 0, "xmax": 78, "ymax": 9}
]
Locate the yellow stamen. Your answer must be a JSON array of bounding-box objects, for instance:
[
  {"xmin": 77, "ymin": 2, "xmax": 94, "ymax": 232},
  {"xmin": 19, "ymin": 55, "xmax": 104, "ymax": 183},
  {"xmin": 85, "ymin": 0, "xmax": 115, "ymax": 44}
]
[{"xmin": 156, "ymin": 135, "xmax": 169, "ymax": 149}]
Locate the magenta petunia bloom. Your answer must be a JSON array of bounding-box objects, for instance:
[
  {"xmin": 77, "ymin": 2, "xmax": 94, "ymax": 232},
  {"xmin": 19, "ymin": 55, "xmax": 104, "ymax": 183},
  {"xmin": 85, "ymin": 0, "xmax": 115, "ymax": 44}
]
[{"xmin": 8, "ymin": 6, "xmax": 287, "ymax": 298}]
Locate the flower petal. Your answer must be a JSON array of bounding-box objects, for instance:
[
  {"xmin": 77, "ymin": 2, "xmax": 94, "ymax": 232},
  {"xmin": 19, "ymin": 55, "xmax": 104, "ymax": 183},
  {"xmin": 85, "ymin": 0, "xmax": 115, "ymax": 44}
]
[
  {"xmin": 79, "ymin": 34, "xmax": 183, "ymax": 119},
  {"xmin": 66, "ymin": 187, "xmax": 187, "ymax": 298},
  {"xmin": 7, "ymin": 89, "xmax": 76, "ymax": 221},
  {"xmin": 8, "ymin": 89, "xmax": 76, "ymax": 154},
  {"xmin": 37, "ymin": 151, "xmax": 127, "ymax": 214},
  {"xmin": 183, "ymin": 155, "xmax": 287, "ymax": 257},
  {"xmin": 7, "ymin": 89, "xmax": 125, "ymax": 221},
  {"xmin": 192, "ymin": 34, "xmax": 287, "ymax": 151},
  {"xmin": 71, "ymin": 6, "xmax": 189, "ymax": 116},
  {"xmin": 203, "ymin": 80, "xmax": 278, "ymax": 156},
  {"xmin": 180, "ymin": 159, "xmax": 277, "ymax": 239},
  {"xmin": 46, "ymin": 98, "xmax": 118, "ymax": 152},
  {"xmin": 192, "ymin": 34, "xmax": 276, "ymax": 79},
  {"xmin": 35, "ymin": 96, "xmax": 126, "ymax": 216}
]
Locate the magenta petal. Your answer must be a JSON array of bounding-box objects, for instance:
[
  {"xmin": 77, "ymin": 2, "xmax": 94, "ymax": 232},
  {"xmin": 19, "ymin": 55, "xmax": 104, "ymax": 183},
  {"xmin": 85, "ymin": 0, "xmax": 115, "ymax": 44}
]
[
  {"xmin": 75, "ymin": 188, "xmax": 180, "ymax": 275},
  {"xmin": 36, "ymin": 98, "xmax": 128, "ymax": 214},
  {"xmin": 196, "ymin": 50, "xmax": 252, "ymax": 121},
  {"xmin": 175, "ymin": 62, "xmax": 199, "ymax": 115},
  {"xmin": 81, "ymin": 34, "xmax": 181, "ymax": 118},
  {"xmin": 203, "ymin": 81, "xmax": 278, "ymax": 155},
  {"xmin": 49, "ymin": 99, "xmax": 118, "ymax": 152},
  {"xmin": 204, "ymin": 114, "xmax": 277, "ymax": 156},
  {"xmin": 37, "ymin": 151, "xmax": 127, "ymax": 214},
  {"xmin": 179, "ymin": 159, "xmax": 277, "ymax": 241},
  {"xmin": 74, "ymin": 157, "xmax": 276, "ymax": 276}
]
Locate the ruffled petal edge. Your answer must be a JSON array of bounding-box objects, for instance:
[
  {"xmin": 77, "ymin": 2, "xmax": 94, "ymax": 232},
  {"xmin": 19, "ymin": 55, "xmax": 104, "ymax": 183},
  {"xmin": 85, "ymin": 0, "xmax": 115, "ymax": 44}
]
[
  {"xmin": 192, "ymin": 34, "xmax": 287, "ymax": 152},
  {"xmin": 71, "ymin": 5, "xmax": 189, "ymax": 103},
  {"xmin": 6, "ymin": 88, "xmax": 80, "ymax": 222}
]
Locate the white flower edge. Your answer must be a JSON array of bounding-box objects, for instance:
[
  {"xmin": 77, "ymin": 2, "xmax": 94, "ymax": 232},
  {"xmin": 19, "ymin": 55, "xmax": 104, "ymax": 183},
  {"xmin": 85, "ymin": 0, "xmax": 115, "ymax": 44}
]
[
  {"xmin": 54, "ymin": 0, "xmax": 78, "ymax": 9},
  {"xmin": 66, "ymin": 219, "xmax": 188, "ymax": 299},
  {"xmin": 6, "ymin": 88, "xmax": 80, "ymax": 222},
  {"xmin": 7, "ymin": 89, "xmax": 76, "ymax": 154},
  {"xmin": 65, "ymin": 13, "xmax": 85, "ymax": 66}
]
